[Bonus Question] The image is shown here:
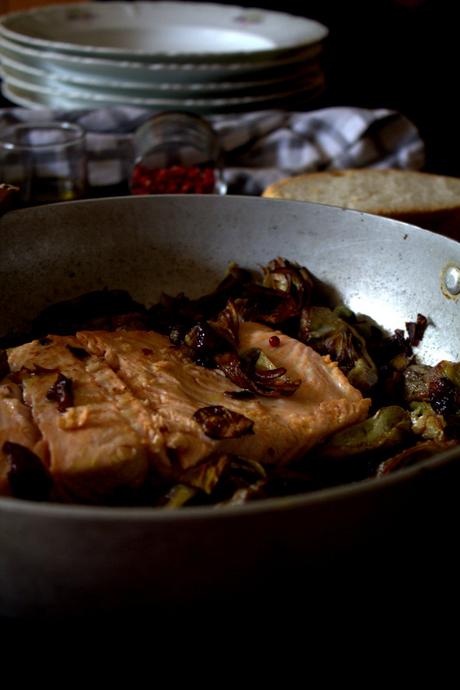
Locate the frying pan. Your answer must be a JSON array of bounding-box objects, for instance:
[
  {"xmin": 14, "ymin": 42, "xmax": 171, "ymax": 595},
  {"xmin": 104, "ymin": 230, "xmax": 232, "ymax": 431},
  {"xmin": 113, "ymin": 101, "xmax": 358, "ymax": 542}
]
[{"xmin": 1, "ymin": 194, "xmax": 460, "ymax": 620}]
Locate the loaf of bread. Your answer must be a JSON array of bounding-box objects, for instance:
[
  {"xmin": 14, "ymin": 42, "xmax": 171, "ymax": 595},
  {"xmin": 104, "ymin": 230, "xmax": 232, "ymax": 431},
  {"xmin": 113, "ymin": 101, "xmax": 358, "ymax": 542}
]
[{"xmin": 262, "ymin": 169, "xmax": 460, "ymax": 240}]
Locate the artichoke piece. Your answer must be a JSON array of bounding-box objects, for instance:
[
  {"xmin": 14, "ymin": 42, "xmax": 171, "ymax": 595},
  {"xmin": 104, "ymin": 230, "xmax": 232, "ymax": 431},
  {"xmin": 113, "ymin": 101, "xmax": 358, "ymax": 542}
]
[
  {"xmin": 218, "ymin": 480, "xmax": 266, "ymax": 506},
  {"xmin": 262, "ymin": 257, "xmax": 314, "ymax": 310},
  {"xmin": 233, "ymin": 456, "xmax": 267, "ymax": 480},
  {"xmin": 192, "ymin": 405, "xmax": 254, "ymax": 439},
  {"xmin": 299, "ymin": 305, "xmax": 378, "ymax": 392},
  {"xmin": 429, "ymin": 377, "xmax": 458, "ymax": 415},
  {"xmin": 215, "ymin": 348, "xmax": 300, "ymax": 397},
  {"xmin": 405, "ymin": 313, "xmax": 429, "ymax": 347},
  {"xmin": 410, "ymin": 402, "xmax": 446, "ymax": 441},
  {"xmin": 316, "ymin": 406, "xmax": 411, "ymax": 460},
  {"xmin": 233, "ymin": 257, "xmax": 314, "ymax": 326},
  {"xmin": 208, "ymin": 298, "xmax": 241, "ymax": 349},
  {"xmin": 432, "ymin": 361, "xmax": 460, "ymax": 412},
  {"xmin": 46, "ymin": 372, "xmax": 74, "ymax": 413},
  {"xmin": 149, "ymin": 263, "xmax": 252, "ymax": 338},
  {"xmin": 162, "ymin": 484, "xmax": 198, "ymax": 509},
  {"xmin": 237, "ymin": 284, "xmax": 301, "ymax": 325},
  {"xmin": 403, "ymin": 361, "xmax": 460, "ymax": 414},
  {"xmin": 179, "ymin": 455, "xmax": 230, "ymax": 494},
  {"xmin": 211, "ymin": 457, "xmax": 268, "ymax": 506},
  {"xmin": 183, "ymin": 321, "xmax": 229, "ymax": 367},
  {"xmin": 333, "ymin": 306, "xmax": 384, "ymax": 345},
  {"xmin": 403, "ymin": 364, "xmax": 434, "ymax": 402},
  {"xmin": 435, "ymin": 360, "xmax": 460, "ymax": 388}
]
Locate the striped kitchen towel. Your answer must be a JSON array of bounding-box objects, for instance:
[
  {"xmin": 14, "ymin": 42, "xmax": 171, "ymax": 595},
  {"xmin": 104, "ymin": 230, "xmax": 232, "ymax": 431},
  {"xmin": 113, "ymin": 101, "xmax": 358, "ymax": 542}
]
[{"xmin": 0, "ymin": 105, "xmax": 425, "ymax": 195}]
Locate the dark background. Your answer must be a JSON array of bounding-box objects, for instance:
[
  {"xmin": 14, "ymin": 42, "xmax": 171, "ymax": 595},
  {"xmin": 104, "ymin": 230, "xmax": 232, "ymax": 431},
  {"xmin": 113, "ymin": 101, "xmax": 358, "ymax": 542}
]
[
  {"xmin": 191, "ymin": 0, "xmax": 460, "ymax": 176},
  {"xmin": 305, "ymin": 0, "xmax": 458, "ymax": 176}
]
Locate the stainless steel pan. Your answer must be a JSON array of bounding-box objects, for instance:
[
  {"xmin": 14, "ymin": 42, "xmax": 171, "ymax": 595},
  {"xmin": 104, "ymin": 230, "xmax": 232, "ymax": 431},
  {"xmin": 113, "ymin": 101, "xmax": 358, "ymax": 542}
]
[{"xmin": 1, "ymin": 195, "xmax": 460, "ymax": 619}]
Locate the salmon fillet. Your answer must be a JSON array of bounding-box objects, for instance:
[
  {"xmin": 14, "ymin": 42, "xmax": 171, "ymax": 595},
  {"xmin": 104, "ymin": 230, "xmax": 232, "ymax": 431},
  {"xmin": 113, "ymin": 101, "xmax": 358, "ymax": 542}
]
[
  {"xmin": 1, "ymin": 323, "xmax": 370, "ymax": 502},
  {"xmin": 6, "ymin": 335, "xmax": 149, "ymax": 501},
  {"xmin": 0, "ymin": 380, "xmax": 45, "ymax": 496},
  {"xmin": 78, "ymin": 322, "xmax": 370, "ymax": 470}
]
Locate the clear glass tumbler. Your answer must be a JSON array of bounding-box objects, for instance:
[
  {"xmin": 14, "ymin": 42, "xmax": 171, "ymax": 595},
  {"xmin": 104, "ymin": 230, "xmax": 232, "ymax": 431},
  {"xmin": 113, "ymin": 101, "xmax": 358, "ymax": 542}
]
[{"xmin": 0, "ymin": 122, "xmax": 87, "ymax": 206}]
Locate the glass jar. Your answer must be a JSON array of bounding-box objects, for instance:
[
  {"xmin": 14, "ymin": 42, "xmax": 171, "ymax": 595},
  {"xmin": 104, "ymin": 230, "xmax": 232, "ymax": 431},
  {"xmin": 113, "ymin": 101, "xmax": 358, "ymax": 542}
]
[{"xmin": 130, "ymin": 111, "xmax": 226, "ymax": 196}]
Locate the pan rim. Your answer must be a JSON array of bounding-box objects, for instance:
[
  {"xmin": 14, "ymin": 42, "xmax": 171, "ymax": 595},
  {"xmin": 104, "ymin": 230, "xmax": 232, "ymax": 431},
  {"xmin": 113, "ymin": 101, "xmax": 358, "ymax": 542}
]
[{"xmin": 1, "ymin": 437, "xmax": 458, "ymax": 522}]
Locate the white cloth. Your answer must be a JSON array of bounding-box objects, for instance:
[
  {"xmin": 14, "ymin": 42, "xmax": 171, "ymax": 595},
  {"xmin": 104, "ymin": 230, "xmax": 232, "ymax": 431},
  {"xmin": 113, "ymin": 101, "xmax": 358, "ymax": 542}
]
[{"xmin": 0, "ymin": 106, "xmax": 425, "ymax": 195}]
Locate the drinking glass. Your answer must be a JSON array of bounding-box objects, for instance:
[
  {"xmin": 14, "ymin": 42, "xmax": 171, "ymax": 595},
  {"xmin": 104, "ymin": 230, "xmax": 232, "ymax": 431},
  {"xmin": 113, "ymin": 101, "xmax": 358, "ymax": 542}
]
[{"xmin": 0, "ymin": 122, "xmax": 87, "ymax": 206}]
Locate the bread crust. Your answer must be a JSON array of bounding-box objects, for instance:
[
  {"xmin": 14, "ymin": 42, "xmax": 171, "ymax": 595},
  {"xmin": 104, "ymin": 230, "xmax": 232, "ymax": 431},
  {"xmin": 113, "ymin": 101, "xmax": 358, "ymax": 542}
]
[{"xmin": 262, "ymin": 169, "xmax": 460, "ymax": 240}]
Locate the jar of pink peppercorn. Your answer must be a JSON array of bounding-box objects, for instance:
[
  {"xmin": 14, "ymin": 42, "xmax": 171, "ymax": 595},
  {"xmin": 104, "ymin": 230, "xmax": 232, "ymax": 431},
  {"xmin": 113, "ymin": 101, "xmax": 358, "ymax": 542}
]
[{"xmin": 130, "ymin": 111, "xmax": 227, "ymax": 196}]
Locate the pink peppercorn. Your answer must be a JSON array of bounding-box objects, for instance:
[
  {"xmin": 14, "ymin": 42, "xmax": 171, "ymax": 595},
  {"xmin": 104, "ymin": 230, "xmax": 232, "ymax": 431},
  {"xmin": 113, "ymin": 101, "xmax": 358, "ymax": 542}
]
[{"xmin": 130, "ymin": 163, "xmax": 216, "ymax": 195}]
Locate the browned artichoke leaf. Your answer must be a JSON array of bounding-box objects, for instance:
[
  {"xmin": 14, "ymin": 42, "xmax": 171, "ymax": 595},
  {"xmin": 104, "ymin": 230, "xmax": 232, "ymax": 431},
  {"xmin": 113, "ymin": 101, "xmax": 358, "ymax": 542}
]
[
  {"xmin": 208, "ymin": 298, "xmax": 241, "ymax": 348},
  {"xmin": 240, "ymin": 283, "xmax": 301, "ymax": 325},
  {"xmin": 376, "ymin": 439, "xmax": 458, "ymax": 477},
  {"xmin": 226, "ymin": 257, "xmax": 314, "ymax": 326},
  {"xmin": 335, "ymin": 306, "xmax": 420, "ymax": 375},
  {"xmin": 262, "ymin": 257, "xmax": 314, "ymax": 309},
  {"xmin": 230, "ymin": 456, "xmax": 266, "ymax": 480},
  {"xmin": 434, "ymin": 361, "xmax": 460, "ymax": 389},
  {"xmin": 215, "ymin": 349, "xmax": 300, "ymax": 397},
  {"xmin": 252, "ymin": 349, "xmax": 301, "ymax": 394},
  {"xmin": 405, "ymin": 313, "xmax": 429, "ymax": 347},
  {"xmin": 212, "ymin": 457, "xmax": 267, "ymax": 505},
  {"xmin": 299, "ymin": 306, "xmax": 378, "ymax": 392},
  {"xmin": 46, "ymin": 372, "xmax": 74, "ymax": 412},
  {"xmin": 215, "ymin": 352, "xmax": 253, "ymax": 391},
  {"xmin": 178, "ymin": 454, "xmax": 230, "ymax": 494},
  {"xmin": 150, "ymin": 262, "xmax": 253, "ymax": 337},
  {"xmin": 193, "ymin": 405, "xmax": 254, "ymax": 439},
  {"xmin": 183, "ymin": 322, "xmax": 228, "ymax": 367},
  {"xmin": 316, "ymin": 406, "xmax": 411, "ymax": 460},
  {"xmin": 403, "ymin": 361, "xmax": 460, "ymax": 416}
]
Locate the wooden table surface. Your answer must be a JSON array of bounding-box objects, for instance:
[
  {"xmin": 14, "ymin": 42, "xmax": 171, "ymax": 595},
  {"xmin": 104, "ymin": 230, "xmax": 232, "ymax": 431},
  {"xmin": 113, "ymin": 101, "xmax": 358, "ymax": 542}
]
[{"xmin": 0, "ymin": 0, "xmax": 87, "ymax": 13}]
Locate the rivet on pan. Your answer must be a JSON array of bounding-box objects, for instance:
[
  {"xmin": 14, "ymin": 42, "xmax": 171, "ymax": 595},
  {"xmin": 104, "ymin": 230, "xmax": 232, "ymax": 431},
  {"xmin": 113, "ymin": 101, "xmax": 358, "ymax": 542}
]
[{"xmin": 444, "ymin": 266, "xmax": 460, "ymax": 295}]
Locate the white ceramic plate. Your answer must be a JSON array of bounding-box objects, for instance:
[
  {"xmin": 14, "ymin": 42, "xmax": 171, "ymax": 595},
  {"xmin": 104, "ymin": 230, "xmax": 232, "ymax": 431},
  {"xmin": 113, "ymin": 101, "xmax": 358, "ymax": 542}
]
[
  {"xmin": 0, "ymin": 34, "xmax": 323, "ymax": 85},
  {"xmin": 0, "ymin": 53, "xmax": 323, "ymax": 98},
  {"xmin": 0, "ymin": 1, "xmax": 328, "ymax": 61},
  {"xmin": 1, "ymin": 75, "xmax": 325, "ymax": 114}
]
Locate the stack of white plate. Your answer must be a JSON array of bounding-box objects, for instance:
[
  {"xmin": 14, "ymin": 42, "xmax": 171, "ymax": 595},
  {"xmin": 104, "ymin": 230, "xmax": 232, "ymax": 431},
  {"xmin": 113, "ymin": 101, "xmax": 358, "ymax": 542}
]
[{"xmin": 0, "ymin": 2, "xmax": 328, "ymax": 114}]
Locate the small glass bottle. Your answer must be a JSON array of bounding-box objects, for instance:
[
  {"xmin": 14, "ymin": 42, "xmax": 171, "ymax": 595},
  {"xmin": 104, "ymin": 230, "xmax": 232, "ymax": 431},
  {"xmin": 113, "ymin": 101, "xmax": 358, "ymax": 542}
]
[{"xmin": 130, "ymin": 111, "xmax": 226, "ymax": 196}]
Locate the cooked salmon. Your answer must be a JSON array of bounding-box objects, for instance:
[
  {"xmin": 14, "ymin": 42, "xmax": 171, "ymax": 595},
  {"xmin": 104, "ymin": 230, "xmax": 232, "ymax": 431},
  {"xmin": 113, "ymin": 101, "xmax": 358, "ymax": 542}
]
[
  {"xmin": 0, "ymin": 380, "xmax": 45, "ymax": 496},
  {"xmin": 1, "ymin": 323, "xmax": 370, "ymax": 502},
  {"xmin": 6, "ymin": 335, "xmax": 149, "ymax": 501},
  {"xmin": 78, "ymin": 322, "xmax": 370, "ymax": 470}
]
